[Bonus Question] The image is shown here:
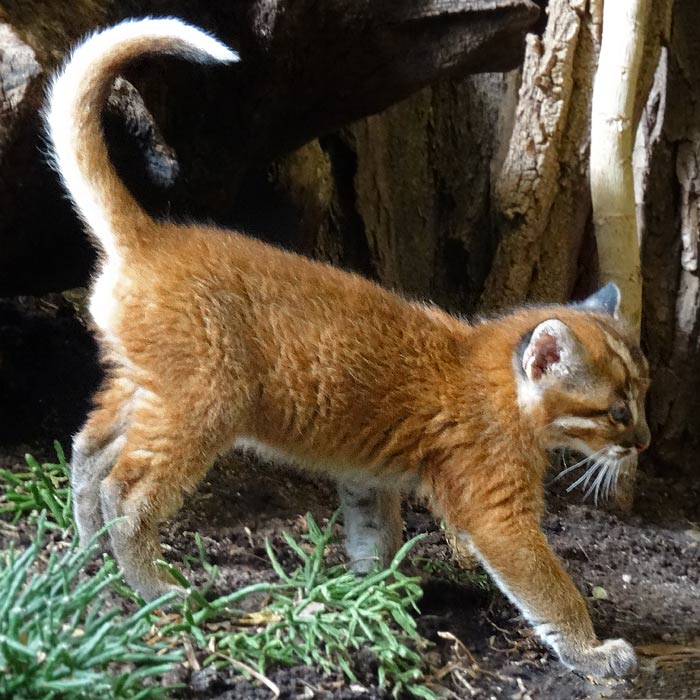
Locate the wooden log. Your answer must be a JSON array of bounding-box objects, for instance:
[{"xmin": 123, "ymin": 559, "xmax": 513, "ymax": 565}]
[{"xmin": 0, "ymin": 0, "xmax": 539, "ymax": 294}]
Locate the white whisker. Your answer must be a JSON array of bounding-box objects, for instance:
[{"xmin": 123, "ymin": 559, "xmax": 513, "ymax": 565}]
[
  {"xmin": 552, "ymin": 448, "xmax": 606, "ymax": 483},
  {"xmin": 603, "ymin": 464, "xmax": 612, "ymax": 500},
  {"xmin": 609, "ymin": 455, "xmax": 629, "ymax": 500},
  {"xmin": 551, "ymin": 447, "xmax": 624, "ymax": 505},
  {"xmin": 604, "ymin": 461, "xmax": 618, "ymax": 500},
  {"xmin": 584, "ymin": 460, "xmax": 610, "ymax": 505},
  {"xmin": 611, "ymin": 456, "xmax": 629, "ymax": 498},
  {"xmin": 581, "ymin": 457, "xmax": 607, "ymax": 494},
  {"xmin": 566, "ymin": 455, "xmax": 604, "ymax": 494},
  {"xmin": 583, "ymin": 464, "xmax": 602, "ymax": 504},
  {"xmin": 596, "ymin": 463, "xmax": 610, "ymax": 504}
]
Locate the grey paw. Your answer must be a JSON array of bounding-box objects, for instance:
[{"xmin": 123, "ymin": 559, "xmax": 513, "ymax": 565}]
[
  {"xmin": 561, "ymin": 638, "xmax": 638, "ymax": 678},
  {"xmin": 131, "ymin": 579, "xmax": 188, "ymax": 604},
  {"xmin": 594, "ymin": 638, "xmax": 638, "ymax": 678},
  {"xmin": 74, "ymin": 511, "xmax": 110, "ymax": 553}
]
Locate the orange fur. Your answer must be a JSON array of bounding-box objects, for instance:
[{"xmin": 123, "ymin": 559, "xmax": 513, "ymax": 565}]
[{"xmin": 47, "ymin": 19, "xmax": 650, "ymax": 678}]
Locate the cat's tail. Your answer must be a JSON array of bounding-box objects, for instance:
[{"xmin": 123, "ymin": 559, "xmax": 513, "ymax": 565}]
[{"xmin": 44, "ymin": 18, "xmax": 238, "ymax": 259}]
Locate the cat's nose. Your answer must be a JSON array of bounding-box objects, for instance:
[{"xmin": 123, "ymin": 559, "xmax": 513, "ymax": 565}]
[{"xmin": 634, "ymin": 424, "xmax": 651, "ymax": 452}]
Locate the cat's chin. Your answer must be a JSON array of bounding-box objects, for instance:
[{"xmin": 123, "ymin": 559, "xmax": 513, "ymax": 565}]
[{"xmin": 608, "ymin": 445, "xmax": 635, "ymax": 458}]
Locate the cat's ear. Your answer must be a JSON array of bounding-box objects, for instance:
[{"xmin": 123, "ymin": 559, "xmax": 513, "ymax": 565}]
[
  {"xmin": 575, "ymin": 282, "xmax": 621, "ymax": 318},
  {"xmin": 521, "ymin": 319, "xmax": 583, "ymax": 381}
]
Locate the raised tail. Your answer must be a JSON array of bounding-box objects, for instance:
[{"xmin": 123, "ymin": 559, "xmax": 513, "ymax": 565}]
[{"xmin": 44, "ymin": 18, "xmax": 239, "ymax": 258}]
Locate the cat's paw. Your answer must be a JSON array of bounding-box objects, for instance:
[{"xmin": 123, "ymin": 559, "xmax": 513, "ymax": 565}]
[
  {"xmin": 599, "ymin": 638, "xmax": 638, "ymax": 677},
  {"xmin": 160, "ymin": 584, "xmax": 190, "ymax": 607},
  {"xmin": 140, "ymin": 582, "xmax": 188, "ymax": 607},
  {"xmin": 123, "ymin": 568, "xmax": 188, "ymax": 604},
  {"xmin": 561, "ymin": 638, "xmax": 638, "ymax": 678}
]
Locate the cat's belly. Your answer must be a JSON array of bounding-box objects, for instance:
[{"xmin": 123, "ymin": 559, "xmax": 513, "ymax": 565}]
[
  {"xmin": 232, "ymin": 436, "xmax": 421, "ymax": 491},
  {"xmin": 234, "ymin": 437, "xmax": 301, "ymax": 467}
]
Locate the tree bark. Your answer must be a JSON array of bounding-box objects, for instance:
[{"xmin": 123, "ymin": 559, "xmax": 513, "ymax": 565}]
[
  {"xmin": 639, "ymin": 0, "xmax": 700, "ymax": 479},
  {"xmin": 481, "ymin": 0, "xmax": 601, "ymax": 311}
]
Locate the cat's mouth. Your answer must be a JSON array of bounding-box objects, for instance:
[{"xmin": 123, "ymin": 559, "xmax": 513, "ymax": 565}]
[{"xmin": 553, "ymin": 446, "xmax": 634, "ymax": 504}]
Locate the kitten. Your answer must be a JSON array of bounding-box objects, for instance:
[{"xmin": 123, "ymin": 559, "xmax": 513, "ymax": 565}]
[{"xmin": 45, "ymin": 18, "xmax": 650, "ymax": 678}]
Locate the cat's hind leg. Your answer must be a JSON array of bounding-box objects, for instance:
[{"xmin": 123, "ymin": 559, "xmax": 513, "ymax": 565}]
[
  {"xmin": 99, "ymin": 389, "xmax": 229, "ymax": 600},
  {"xmin": 338, "ymin": 479, "xmax": 403, "ymax": 573},
  {"xmin": 71, "ymin": 376, "xmax": 136, "ymax": 547}
]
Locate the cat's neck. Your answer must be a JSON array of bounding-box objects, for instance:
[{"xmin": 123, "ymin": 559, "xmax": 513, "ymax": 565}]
[{"xmin": 417, "ymin": 309, "xmax": 549, "ymax": 459}]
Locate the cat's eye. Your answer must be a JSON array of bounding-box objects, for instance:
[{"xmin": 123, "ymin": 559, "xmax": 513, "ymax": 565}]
[{"xmin": 609, "ymin": 405, "xmax": 631, "ymax": 426}]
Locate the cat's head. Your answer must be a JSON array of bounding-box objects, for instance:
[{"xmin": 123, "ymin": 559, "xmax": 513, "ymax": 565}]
[{"xmin": 515, "ymin": 283, "xmax": 650, "ymax": 501}]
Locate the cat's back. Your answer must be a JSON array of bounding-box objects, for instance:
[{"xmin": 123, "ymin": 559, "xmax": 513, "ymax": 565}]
[
  {"xmin": 140, "ymin": 222, "xmax": 465, "ymax": 351},
  {"xmin": 109, "ymin": 222, "xmax": 469, "ymax": 405}
]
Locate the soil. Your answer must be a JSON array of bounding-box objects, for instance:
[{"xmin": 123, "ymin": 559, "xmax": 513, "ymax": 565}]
[{"xmin": 1, "ymin": 294, "xmax": 699, "ymax": 700}]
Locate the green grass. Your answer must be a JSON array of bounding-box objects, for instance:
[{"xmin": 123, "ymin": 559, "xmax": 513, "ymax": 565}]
[
  {"xmin": 158, "ymin": 512, "xmax": 437, "ymax": 699},
  {"xmin": 0, "ymin": 442, "xmax": 71, "ymax": 529},
  {"xmin": 0, "ymin": 513, "xmax": 181, "ymax": 700},
  {"xmin": 413, "ymin": 556, "xmax": 492, "ymax": 591},
  {"xmin": 0, "ymin": 449, "xmax": 439, "ymax": 698}
]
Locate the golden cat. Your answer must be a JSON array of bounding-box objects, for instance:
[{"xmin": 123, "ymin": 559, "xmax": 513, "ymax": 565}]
[{"xmin": 45, "ymin": 18, "xmax": 650, "ymax": 678}]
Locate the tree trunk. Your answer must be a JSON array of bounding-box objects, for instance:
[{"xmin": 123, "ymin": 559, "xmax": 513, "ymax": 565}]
[
  {"xmin": 639, "ymin": 0, "xmax": 700, "ymax": 480},
  {"xmin": 271, "ymin": 72, "xmax": 518, "ymax": 311},
  {"xmin": 481, "ymin": 0, "xmax": 601, "ymax": 311},
  {"xmin": 590, "ymin": 0, "xmax": 648, "ymax": 333}
]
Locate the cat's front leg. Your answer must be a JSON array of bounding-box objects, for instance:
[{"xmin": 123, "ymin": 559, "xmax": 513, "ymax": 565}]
[{"xmin": 455, "ymin": 514, "xmax": 637, "ymax": 678}]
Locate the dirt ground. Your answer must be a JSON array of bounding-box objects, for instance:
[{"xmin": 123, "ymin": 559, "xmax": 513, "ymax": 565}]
[
  {"xmin": 165, "ymin": 449, "xmax": 700, "ymax": 700},
  {"xmin": 1, "ymin": 295, "xmax": 699, "ymax": 700}
]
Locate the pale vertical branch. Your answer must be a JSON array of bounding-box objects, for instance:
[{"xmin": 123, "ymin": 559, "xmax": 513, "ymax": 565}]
[
  {"xmin": 590, "ymin": 0, "xmax": 650, "ymax": 335},
  {"xmin": 590, "ymin": 0, "xmax": 654, "ymax": 512}
]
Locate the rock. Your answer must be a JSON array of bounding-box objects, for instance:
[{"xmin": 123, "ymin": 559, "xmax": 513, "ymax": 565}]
[
  {"xmin": 190, "ymin": 665, "xmax": 218, "ymax": 693},
  {"xmin": 591, "ymin": 586, "xmax": 609, "ymax": 600}
]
